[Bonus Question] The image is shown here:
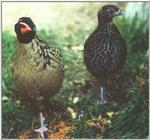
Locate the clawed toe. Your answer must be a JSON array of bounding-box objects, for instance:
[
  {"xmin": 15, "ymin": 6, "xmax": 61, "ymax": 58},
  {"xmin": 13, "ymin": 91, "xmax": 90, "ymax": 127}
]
[{"xmin": 34, "ymin": 125, "xmax": 48, "ymax": 138}]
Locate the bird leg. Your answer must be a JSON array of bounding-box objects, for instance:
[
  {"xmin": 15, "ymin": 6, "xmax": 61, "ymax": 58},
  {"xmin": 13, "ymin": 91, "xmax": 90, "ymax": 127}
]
[
  {"xmin": 99, "ymin": 86, "xmax": 108, "ymax": 104},
  {"xmin": 34, "ymin": 112, "xmax": 48, "ymax": 139}
]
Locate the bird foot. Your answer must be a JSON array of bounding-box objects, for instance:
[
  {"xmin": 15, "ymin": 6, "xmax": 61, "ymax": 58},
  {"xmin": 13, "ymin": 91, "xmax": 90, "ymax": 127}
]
[
  {"xmin": 100, "ymin": 100, "xmax": 108, "ymax": 105},
  {"xmin": 34, "ymin": 126, "xmax": 48, "ymax": 139},
  {"xmin": 34, "ymin": 112, "xmax": 48, "ymax": 139}
]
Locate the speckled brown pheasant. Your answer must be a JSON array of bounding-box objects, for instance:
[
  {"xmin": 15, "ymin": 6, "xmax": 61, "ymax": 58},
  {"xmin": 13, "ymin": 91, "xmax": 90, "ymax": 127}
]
[
  {"xmin": 11, "ymin": 17, "xmax": 64, "ymax": 138},
  {"xmin": 84, "ymin": 5, "xmax": 127, "ymax": 104}
]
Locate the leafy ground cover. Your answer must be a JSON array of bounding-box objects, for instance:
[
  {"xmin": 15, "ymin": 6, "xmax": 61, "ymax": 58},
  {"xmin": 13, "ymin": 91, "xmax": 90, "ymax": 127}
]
[{"xmin": 2, "ymin": 2, "xmax": 149, "ymax": 139}]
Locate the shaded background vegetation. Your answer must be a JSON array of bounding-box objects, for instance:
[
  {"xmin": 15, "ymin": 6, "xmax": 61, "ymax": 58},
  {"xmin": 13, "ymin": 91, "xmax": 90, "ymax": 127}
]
[{"xmin": 2, "ymin": 2, "xmax": 149, "ymax": 139}]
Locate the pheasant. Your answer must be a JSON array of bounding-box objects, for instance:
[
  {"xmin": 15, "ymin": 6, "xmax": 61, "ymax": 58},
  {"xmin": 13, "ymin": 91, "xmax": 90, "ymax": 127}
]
[
  {"xmin": 11, "ymin": 17, "xmax": 64, "ymax": 138},
  {"xmin": 84, "ymin": 5, "xmax": 127, "ymax": 104}
]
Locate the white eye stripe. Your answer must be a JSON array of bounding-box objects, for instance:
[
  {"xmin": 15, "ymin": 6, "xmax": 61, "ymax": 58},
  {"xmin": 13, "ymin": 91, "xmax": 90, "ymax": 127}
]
[
  {"xmin": 19, "ymin": 22, "xmax": 31, "ymax": 31},
  {"xmin": 19, "ymin": 22, "xmax": 29, "ymax": 27}
]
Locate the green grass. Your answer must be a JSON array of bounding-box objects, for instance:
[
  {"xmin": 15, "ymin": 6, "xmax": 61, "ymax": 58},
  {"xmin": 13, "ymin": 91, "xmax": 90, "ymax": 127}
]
[
  {"xmin": 104, "ymin": 91, "xmax": 149, "ymax": 139},
  {"xmin": 2, "ymin": 2, "xmax": 149, "ymax": 139}
]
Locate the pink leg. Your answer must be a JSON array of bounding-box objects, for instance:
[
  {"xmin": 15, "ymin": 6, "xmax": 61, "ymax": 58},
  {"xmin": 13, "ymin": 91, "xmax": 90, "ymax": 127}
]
[{"xmin": 34, "ymin": 112, "xmax": 48, "ymax": 139}]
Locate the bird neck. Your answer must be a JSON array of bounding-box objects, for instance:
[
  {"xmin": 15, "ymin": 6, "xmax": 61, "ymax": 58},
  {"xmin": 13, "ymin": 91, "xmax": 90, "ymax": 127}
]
[
  {"xmin": 17, "ymin": 40, "xmax": 33, "ymax": 52},
  {"xmin": 98, "ymin": 15, "xmax": 113, "ymax": 26},
  {"xmin": 98, "ymin": 19, "xmax": 113, "ymax": 25},
  {"xmin": 97, "ymin": 21, "xmax": 113, "ymax": 34}
]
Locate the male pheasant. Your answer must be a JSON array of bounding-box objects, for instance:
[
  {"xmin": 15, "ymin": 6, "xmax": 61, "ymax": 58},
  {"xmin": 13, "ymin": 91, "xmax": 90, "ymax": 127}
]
[
  {"xmin": 84, "ymin": 5, "xmax": 127, "ymax": 104},
  {"xmin": 11, "ymin": 17, "xmax": 64, "ymax": 138}
]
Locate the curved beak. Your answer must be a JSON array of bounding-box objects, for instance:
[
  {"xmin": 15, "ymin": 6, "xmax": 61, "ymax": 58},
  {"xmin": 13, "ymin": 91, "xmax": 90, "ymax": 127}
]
[
  {"xmin": 32, "ymin": 27, "xmax": 37, "ymax": 33},
  {"xmin": 114, "ymin": 10, "xmax": 122, "ymax": 16}
]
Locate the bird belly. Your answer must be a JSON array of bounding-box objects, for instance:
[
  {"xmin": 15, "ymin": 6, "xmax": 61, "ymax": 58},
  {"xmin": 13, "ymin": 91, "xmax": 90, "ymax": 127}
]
[
  {"xmin": 12, "ymin": 54, "xmax": 63, "ymax": 101},
  {"xmin": 84, "ymin": 44, "xmax": 123, "ymax": 78}
]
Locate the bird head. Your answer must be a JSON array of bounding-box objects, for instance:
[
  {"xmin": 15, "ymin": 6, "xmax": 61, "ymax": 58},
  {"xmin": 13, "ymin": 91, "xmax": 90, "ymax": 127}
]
[
  {"xmin": 15, "ymin": 17, "xmax": 37, "ymax": 43},
  {"xmin": 97, "ymin": 5, "xmax": 122, "ymax": 23}
]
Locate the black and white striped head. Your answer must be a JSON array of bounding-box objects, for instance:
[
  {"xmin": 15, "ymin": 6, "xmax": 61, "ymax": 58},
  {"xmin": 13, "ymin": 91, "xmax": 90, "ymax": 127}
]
[
  {"xmin": 98, "ymin": 5, "xmax": 122, "ymax": 22},
  {"xmin": 15, "ymin": 17, "xmax": 37, "ymax": 43}
]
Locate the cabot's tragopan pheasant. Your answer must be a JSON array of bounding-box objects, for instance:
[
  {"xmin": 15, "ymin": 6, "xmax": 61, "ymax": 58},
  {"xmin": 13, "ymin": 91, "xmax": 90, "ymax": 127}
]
[
  {"xmin": 11, "ymin": 17, "xmax": 64, "ymax": 138},
  {"xmin": 84, "ymin": 5, "xmax": 127, "ymax": 104}
]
